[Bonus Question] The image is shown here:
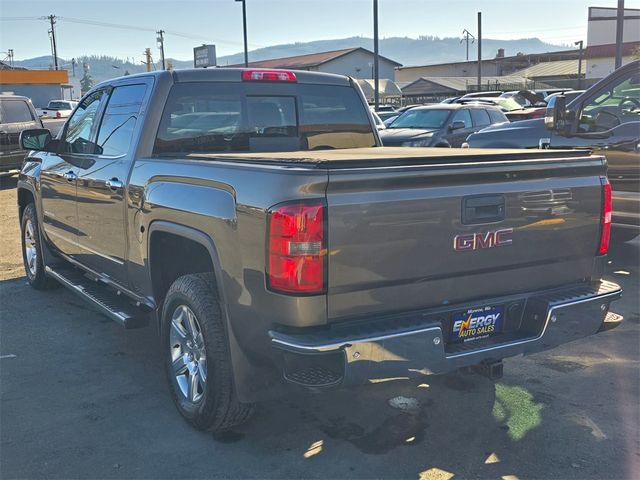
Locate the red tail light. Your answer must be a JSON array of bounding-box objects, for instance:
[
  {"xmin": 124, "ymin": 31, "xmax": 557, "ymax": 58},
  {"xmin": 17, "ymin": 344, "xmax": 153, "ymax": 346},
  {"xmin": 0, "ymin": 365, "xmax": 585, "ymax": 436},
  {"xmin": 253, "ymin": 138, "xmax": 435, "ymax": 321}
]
[
  {"xmin": 242, "ymin": 69, "xmax": 297, "ymax": 82},
  {"xmin": 598, "ymin": 178, "xmax": 612, "ymax": 255},
  {"xmin": 267, "ymin": 201, "xmax": 325, "ymax": 294}
]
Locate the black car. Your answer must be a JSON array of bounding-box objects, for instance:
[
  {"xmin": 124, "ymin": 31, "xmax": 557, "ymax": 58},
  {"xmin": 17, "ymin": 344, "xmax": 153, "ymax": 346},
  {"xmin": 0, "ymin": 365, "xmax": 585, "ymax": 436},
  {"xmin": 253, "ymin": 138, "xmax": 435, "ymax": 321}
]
[
  {"xmin": 0, "ymin": 95, "xmax": 43, "ymax": 175},
  {"xmin": 467, "ymin": 60, "xmax": 639, "ymax": 241},
  {"xmin": 379, "ymin": 104, "xmax": 508, "ymax": 147}
]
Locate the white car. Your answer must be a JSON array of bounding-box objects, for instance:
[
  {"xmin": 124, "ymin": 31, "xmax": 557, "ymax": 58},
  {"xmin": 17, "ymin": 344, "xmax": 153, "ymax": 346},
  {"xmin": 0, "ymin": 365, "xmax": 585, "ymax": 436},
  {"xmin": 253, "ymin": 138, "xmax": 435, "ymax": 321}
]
[{"xmin": 37, "ymin": 100, "xmax": 78, "ymax": 119}]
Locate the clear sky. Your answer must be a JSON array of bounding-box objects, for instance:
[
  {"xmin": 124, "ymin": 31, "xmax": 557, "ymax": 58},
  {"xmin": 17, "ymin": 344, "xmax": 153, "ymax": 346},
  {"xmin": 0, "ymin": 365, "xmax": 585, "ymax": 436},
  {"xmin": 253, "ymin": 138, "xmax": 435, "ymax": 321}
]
[{"xmin": 1, "ymin": 0, "xmax": 637, "ymax": 61}]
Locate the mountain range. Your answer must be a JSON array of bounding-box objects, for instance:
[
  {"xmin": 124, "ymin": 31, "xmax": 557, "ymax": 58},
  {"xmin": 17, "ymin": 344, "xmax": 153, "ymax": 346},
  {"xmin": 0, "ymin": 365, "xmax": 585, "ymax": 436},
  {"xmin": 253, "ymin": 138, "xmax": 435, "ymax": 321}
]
[{"xmin": 14, "ymin": 35, "xmax": 568, "ymax": 86}]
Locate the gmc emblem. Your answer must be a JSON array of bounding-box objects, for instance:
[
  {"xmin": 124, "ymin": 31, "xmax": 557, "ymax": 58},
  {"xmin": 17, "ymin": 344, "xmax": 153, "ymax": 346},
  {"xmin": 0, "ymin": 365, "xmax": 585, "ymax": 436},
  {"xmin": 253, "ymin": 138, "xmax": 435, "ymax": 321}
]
[{"xmin": 453, "ymin": 228, "xmax": 514, "ymax": 251}]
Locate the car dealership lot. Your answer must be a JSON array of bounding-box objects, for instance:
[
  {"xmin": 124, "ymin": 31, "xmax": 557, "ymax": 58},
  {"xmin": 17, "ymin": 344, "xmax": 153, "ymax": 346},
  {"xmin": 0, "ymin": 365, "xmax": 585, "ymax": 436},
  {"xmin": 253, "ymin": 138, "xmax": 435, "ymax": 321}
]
[{"xmin": 0, "ymin": 176, "xmax": 638, "ymax": 480}]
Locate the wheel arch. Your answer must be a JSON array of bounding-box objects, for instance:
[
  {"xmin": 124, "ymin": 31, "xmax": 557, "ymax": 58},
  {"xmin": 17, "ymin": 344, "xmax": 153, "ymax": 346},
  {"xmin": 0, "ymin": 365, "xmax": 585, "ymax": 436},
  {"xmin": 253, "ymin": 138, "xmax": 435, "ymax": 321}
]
[{"xmin": 147, "ymin": 221, "xmax": 227, "ymax": 315}]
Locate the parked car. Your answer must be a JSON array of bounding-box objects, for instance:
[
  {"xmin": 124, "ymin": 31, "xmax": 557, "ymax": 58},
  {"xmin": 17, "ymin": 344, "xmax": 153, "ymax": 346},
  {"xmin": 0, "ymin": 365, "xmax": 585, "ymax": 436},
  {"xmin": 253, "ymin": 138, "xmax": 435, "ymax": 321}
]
[
  {"xmin": 0, "ymin": 94, "xmax": 43, "ymax": 175},
  {"xmin": 457, "ymin": 97, "xmax": 547, "ymax": 121},
  {"xmin": 37, "ymin": 100, "xmax": 78, "ymax": 119},
  {"xmin": 379, "ymin": 104, "xmax": 508, "ymax": 148},
  {"xmin": 466, "ymin": 60, "xmax": 640, "ymax": 242},
  {"xmin": 17, "ymin": 68, "xmax": 622, "ymax": 433},
  {"xmin": 383, "ymin": 114, "xmax": 400, "ymax": 126},
  {"xmin": 375, "ymin": 105, "xmax": 396, "ymax": 113}
]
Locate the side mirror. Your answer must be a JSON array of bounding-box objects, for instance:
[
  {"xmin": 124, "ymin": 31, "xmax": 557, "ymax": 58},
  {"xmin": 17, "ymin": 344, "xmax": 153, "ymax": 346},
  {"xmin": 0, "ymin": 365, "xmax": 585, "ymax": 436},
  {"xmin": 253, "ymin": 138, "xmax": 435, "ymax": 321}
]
[
  {"xmin": 544, "ymin": 95, "xmax": 567, "ymax": 132},
  {"xmin": 450, "ymin": 121, "xmax": 466, "ymax": 131},
  {"xmin": 20, "ymin": 129, "xmax": 52, "ymax": 152}
]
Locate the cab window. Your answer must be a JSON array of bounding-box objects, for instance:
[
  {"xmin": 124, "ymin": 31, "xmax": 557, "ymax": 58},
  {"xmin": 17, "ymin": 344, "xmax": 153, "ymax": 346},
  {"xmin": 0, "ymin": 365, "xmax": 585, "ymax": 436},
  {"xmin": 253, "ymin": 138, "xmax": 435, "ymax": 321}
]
[
  {"xmin": 63, "ymin": 90, "xmax": 108, "ymax": 154},
  {"xmin": 452, "ymin": 109, "xmax": 472, "ymax": 129},
  {"xmin": 579, "ymin": 73, "xmax": 640, "ymax": 132},
  {"xmin": 96, "ymin": 84, "xmax": 147, "ymax": 156}
]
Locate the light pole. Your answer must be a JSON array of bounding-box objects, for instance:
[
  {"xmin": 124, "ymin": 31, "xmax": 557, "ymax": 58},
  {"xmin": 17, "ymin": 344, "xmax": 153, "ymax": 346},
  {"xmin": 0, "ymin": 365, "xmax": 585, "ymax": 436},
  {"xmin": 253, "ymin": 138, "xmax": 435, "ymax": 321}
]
[
  {"xmin": 373, "ymin": 0, "xmax": 380, "ymax": 111},
  {"xmin": 575, "ymin": 40, "xmax": 584, "ymax": 89},
  {"xmin": 236, "ymin": 0, "xmax": 249, "ymax": 67}
]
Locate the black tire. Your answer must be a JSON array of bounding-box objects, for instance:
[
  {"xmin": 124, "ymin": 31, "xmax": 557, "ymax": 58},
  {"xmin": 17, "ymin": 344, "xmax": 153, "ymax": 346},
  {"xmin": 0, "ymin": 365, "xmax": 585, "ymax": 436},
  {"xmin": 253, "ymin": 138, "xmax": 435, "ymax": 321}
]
[
  {"xmin": 20, "ymin": 203, "xmax": 58, "ymax": 290},
  {"xmin": 161, "ymin": 273, "xmax": 254, "ymax": 432}
]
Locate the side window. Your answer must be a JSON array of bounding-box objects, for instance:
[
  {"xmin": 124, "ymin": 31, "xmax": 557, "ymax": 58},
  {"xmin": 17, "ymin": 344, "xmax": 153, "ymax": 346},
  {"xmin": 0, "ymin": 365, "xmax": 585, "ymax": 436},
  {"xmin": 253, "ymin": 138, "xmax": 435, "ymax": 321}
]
[
  {"xmin": 452, "ymin": 109, "xmax": 472, "ymax": 129},
  {"xmin": 471, "ymin": 108, "xmax": 491, "ymax": 127},
  {"xmin": 64, "ymin": 90, "xmax": 108, "ymax": 154},
  {"xmin": 96, "ymin": 84, "xmax": 147, "ymax": 156},
  {"xmin": 487, "ymin": 108, "xmax": 508, "ymax": 124},
  {"xmin": 2, "ymin": 100, "xmax": 34, "ymax": 123},
  {"xmin": 579, "ymin": 72, "xmax": 640, "ymax": 132}
]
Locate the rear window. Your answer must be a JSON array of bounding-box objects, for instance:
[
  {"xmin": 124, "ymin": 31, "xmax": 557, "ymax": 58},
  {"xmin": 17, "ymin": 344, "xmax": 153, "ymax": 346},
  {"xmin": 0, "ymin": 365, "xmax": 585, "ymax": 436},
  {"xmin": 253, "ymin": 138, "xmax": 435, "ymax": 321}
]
[
  {"xmin": 153, "ymin": 82, "xmax": 375, "ymax": 154},
  {"xmin": 47, "ymin": 101, "xmax": 71, "ymax": 110},
  {"xmin": 471, "ymin": 108, "xmax": 491, "ymax": 127},
  {"xmin": 1, "ymin": 99, "xmax": 34, "ymax": 123},
  {"xmin": 487, "ymin": 108, "xmax": 508, "ymax": 124}
]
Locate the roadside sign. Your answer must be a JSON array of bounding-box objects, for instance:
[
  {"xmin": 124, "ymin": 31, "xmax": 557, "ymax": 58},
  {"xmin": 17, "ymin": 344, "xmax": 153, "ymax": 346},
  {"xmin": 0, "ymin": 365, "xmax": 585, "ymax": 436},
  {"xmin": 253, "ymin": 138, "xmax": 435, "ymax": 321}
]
[{"xmin": 194, "ymin": 45, "xmax": 217, "ymax": 68}]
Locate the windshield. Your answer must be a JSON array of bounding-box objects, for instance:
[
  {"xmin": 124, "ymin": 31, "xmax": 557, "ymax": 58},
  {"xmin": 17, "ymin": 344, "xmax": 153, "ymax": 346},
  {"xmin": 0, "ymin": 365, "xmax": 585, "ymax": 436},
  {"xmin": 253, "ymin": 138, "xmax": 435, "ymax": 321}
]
[
  {"xmin": 154, "ymin": 82, "xmax": 376, "ymax": 154},
  {"xmin": 387, "ymin": 109, "xmax": 450, "ymax": 129}
]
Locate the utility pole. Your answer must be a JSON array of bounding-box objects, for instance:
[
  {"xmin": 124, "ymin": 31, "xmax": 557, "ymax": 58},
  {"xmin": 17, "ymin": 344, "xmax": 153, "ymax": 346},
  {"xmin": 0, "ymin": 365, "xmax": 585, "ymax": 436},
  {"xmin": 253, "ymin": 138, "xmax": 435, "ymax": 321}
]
[
  {"xmin": 461, "ymin": 29, "xmax": 475, "ymax": 62},
  {"xmin": 71, "ymin": 57, "xmax": 77, "ymax": 77},
  {"xmin": 47, "ymin": 14, "xmax": 59, "ymax": 70},
  {"xmin": 575, "ymin": 40, "xmax": 584, "ymax": 89},
  {"xmin": 156, "ymin": 30, "xmax": 166, "ymax": 70},
  {"xmin": 144, "ymin": 48, "xmax": 153, "ymax": 72},
  {"xmin": 477, "ymin": 12, "xmax": 482, "ymax": 90},
  {"xmin": 235, "ymin": 0, "xmax": 249, "ymax": 67},
  {"xmin": 373, "ymin": 0, "xmax": 380, "ymax": 111},
  {"xmin": 615, "ymin": 0, "xmax": 624, "ymax": 69}
]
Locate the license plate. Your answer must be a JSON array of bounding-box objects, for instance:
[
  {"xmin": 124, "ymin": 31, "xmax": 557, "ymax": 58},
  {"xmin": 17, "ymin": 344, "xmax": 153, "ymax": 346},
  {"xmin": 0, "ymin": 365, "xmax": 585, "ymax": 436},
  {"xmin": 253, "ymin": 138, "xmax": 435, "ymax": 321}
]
[{"xmin": 451, "ymin": 305, "xmax": 504, "ymax": 343}]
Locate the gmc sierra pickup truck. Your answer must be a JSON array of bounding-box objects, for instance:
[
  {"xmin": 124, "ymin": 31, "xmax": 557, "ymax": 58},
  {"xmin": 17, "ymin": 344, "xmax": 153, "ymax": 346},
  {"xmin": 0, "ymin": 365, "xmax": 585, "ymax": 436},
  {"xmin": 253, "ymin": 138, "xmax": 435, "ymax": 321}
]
[{"xmin": 17, "ymin": 68, "xmax": 622, "ymax": 433}]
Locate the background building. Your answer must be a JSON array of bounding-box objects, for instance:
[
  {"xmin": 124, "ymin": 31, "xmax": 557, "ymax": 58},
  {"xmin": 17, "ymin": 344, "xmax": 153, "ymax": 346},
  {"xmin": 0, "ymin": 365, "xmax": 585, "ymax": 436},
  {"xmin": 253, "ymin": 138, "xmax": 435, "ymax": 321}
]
[
  {"xmin": 585, "ymin": 6, "xmax": 640, "ymax": 78},
  {"xmin": 229, "ymin": 47, "xmax": 401, "ymax": 80},
  {"xmin": 0, "ymin": 66, "xmax": 71, "ymax": 107}
]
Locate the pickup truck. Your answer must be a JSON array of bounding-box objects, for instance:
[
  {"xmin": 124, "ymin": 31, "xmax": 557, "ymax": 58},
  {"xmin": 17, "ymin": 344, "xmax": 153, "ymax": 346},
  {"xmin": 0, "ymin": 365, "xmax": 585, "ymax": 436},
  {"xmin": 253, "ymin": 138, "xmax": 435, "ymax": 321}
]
[
  {"xmin": 17, "ymin": 68, "xmax": 622, "ymax": 433},
  {"xmin": 37, "ymin": 100, "xmax": 78, "ymax": 119},
  {"xmin": 466, "ymin": 60, "xmax": 640, "ymax": 242},
  {"xmin": 0, "ymin": 94, "xmax": 43, "ymax": 175}
]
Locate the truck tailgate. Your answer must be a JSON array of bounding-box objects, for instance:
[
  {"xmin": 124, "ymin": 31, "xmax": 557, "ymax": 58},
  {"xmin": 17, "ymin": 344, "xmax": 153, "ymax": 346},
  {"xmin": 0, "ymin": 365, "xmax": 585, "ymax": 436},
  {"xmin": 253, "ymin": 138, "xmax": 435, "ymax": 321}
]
[{"xmin": 326, "ymin": 153, "xmax": 605, "ymax": 320}]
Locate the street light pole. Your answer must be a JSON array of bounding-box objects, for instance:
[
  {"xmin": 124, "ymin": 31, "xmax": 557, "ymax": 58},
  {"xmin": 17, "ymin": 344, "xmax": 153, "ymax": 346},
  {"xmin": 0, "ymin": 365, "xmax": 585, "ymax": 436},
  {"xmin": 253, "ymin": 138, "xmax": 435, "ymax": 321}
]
[
  {"xmin": 157, "ymin": 30, "xmax": 166, "ymax": 70},
  {"xmin": 575, "ymin": 40, "xmax": 584, "ymax": 89},
  {"xmin": 373, "ymin": 0, "xmax": 380, "ymax": 111},
  {"xmin": 236, "ymin": 0, "xmax": 249, "ymax": 67},
  {"xmin": 615, "ymin": 0, "xmax": 625, "ymax": 69}
]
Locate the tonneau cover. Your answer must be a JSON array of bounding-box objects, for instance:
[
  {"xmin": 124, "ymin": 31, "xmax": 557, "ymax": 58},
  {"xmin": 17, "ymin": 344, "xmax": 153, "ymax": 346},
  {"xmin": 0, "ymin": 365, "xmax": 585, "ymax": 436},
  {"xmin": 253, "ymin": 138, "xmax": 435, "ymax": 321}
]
[{"xmin": 185, "ymin": 147, "xmax": 593, "ymax": 168}]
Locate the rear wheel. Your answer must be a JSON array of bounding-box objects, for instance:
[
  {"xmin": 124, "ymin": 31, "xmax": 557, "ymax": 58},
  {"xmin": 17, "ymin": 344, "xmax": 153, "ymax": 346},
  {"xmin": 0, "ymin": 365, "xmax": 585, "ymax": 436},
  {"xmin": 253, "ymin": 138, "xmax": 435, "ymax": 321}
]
[
  {"xmin": 162, "ymin": 273, "xmax": 254, "ymax": 432},
  {"xmin": 20, "ymin": 203, "xmax": 58, "ymax": 290}
]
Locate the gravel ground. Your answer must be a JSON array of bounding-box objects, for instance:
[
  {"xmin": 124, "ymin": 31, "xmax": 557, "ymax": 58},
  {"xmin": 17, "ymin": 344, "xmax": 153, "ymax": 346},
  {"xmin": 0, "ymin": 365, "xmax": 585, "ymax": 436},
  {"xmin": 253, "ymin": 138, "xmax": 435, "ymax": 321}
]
[{"xmin": 0, "ymin": 177, "xmax": 638, "ymax": 480}]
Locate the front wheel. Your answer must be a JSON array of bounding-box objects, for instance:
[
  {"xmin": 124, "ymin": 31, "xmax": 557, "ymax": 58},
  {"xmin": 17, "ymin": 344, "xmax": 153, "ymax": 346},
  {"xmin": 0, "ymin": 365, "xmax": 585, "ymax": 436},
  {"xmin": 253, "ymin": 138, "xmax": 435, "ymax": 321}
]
[{"xmin": 161, "ymin": 273, "xmax": 254, "ymax": 432}]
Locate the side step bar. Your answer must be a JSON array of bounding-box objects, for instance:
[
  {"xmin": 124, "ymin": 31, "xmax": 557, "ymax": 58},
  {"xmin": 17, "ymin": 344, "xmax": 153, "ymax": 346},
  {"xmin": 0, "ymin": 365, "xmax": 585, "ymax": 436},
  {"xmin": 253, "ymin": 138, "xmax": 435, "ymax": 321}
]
[{"xmin": 45, "ymin": 266, "xmax": 149, "ymax": 329}]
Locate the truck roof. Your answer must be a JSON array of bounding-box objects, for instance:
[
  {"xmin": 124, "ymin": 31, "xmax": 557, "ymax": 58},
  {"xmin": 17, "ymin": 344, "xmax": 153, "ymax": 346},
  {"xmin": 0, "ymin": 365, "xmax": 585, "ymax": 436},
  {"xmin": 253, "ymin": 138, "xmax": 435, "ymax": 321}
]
[
  {"xmin": 94, "ymin": 68, "xmax": 352, "ymax": 89},
  {"xmin": 185, "ymin": 146, "xmax": 594, "ymax": 169}
]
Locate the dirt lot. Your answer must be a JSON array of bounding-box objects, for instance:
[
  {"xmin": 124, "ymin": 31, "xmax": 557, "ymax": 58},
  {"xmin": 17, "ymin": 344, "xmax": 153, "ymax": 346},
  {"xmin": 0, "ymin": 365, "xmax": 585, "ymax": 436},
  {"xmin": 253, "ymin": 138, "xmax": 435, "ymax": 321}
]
[{"xmin": 1, "ymin": 176, "xmax": 638, "ymax": 480}]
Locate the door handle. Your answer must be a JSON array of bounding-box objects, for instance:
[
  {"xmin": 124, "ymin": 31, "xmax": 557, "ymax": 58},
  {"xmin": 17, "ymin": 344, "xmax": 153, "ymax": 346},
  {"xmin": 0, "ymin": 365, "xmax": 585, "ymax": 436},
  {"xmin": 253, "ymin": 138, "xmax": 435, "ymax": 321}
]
[
  {"xmin": 63, "ymin": 171, "xmax": 77, "ymax": 182},
  {"xmin": 105, "ymin": 178, "xmax": 124, "ymax": 191}
]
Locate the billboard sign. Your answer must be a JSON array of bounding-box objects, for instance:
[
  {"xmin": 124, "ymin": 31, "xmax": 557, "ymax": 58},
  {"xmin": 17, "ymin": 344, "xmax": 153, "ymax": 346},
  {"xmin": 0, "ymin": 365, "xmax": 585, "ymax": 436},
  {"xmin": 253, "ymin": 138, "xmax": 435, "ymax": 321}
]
[{"xmin": 194, "ymin": 44, "xmax": 217, "ymax": 68}]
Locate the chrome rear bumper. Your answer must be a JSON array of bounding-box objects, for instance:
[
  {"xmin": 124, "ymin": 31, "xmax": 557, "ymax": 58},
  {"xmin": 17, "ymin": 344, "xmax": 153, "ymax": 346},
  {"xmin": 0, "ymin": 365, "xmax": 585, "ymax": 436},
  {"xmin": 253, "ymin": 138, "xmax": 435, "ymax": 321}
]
[{"xmin": 270, "ymin": 281, "xmax": 622, "ymax": 387}]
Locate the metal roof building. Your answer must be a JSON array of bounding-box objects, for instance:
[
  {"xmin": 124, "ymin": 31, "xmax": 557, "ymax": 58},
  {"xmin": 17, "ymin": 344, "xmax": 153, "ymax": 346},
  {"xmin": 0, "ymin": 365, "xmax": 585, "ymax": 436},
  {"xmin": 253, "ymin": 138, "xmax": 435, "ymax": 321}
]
[{"xmin": 227, "ymin": 47, "xmax": 402, "ymax": 80}]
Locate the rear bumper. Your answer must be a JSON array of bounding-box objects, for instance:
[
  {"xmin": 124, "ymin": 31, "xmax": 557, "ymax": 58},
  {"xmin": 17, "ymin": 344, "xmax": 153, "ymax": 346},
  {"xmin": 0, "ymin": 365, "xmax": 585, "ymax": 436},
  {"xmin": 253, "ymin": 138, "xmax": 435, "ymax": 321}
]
[{"xmin": 269, "ymin": 280, "xmax": 622, "ymax": 388}]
